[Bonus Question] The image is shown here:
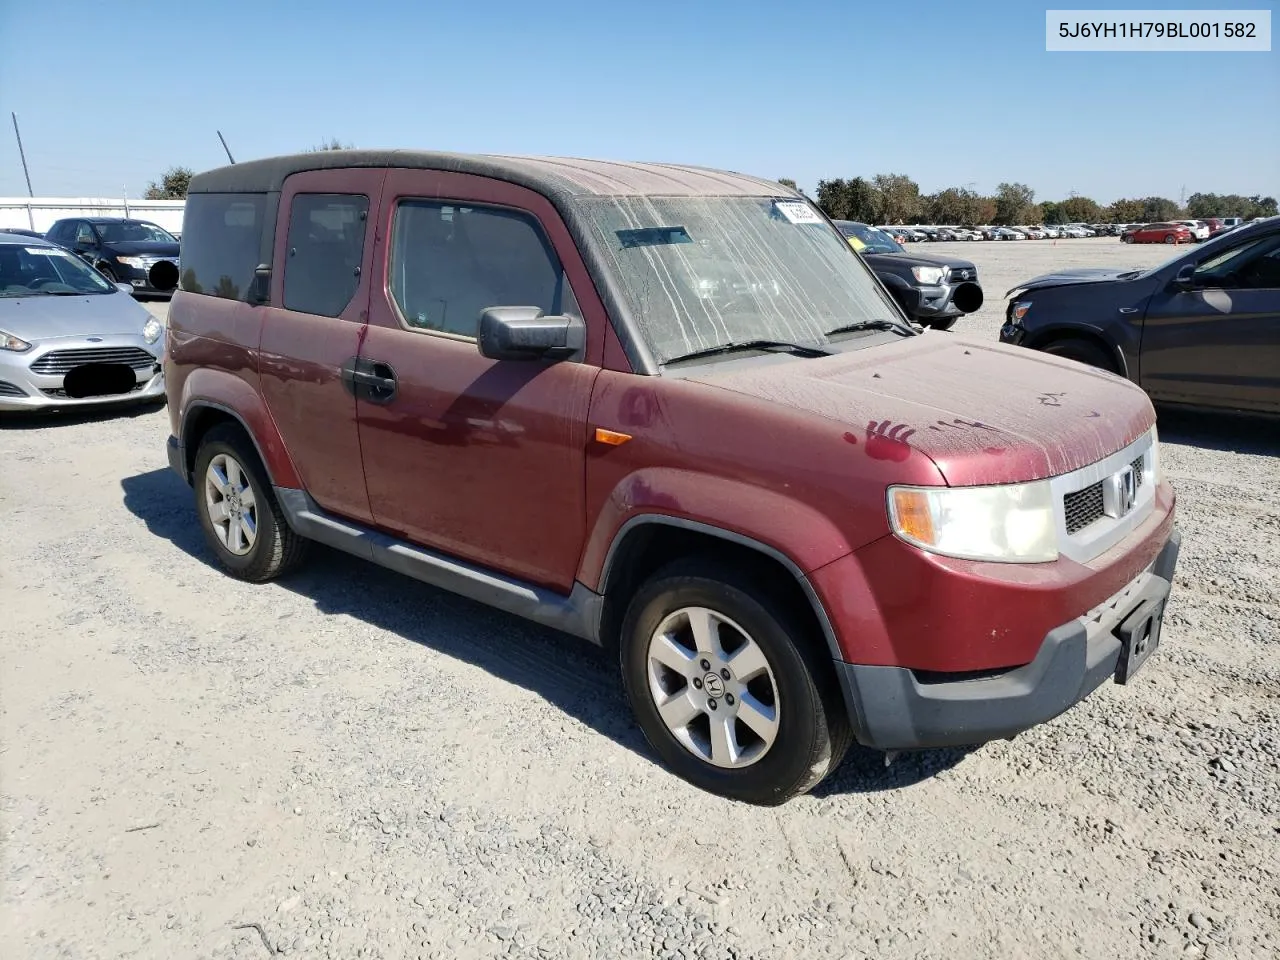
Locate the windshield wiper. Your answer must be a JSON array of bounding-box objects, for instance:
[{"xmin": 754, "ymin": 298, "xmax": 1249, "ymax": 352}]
[
  {"xmin": 1115, "ymin": 270, "xmax": 1142, "ymax": 280},
  {"xmin": 823, "ymin": 319, "xmax": 916, "ymax": 337},
  {"xmin": 665, "ymin": 338, "xmax": 832, "ymax": 365}
]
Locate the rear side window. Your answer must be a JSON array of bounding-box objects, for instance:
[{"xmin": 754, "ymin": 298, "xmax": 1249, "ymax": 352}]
[
  {"xmin": 283, "ymin": 194, "xmax": 369, "ymax": 317},
  {"xmin": 388, "ymin": 200, "xmax": 569, "ymax": 338},
  {"xmin": 180, "ymin": 193, "xmax": 267, "ymax": 300}
]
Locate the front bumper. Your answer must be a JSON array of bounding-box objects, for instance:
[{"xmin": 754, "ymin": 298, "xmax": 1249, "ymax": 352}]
[
  {"xmin": 0, "ymin": 338, "xmax": 165, "ymax": 411},
  {"xmin": 837, "ymin": 529, "xmax": 1180, "ymax": 750},
  {"xmin": 110, "ymin": 258, "xmax": 180, "ymax": 296},
  {"xmin": 903, "ymin": 280, "xmax": 982, "ymax": 320}
]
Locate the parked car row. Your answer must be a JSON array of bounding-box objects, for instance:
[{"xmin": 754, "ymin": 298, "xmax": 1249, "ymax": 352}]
[{"xmin": 0, "ymin": 218, "xmax": 182, "ymax": 298}]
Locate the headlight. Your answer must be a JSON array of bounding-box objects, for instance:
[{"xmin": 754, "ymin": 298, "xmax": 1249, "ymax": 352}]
[
  {"xmin": 1, "ymin": 330, "xmax": 32, "ymax": 352},
  {"xmin": 116, "ymin": 256, "xmax": 147, "ymax": 267},
  {"xmin": 143, "ymin": 317, "xmax": 163, "ymax": 344},
  {"xmin": 1150, "ymin": 426, "xmax": 1163, "ymax": 485},
  {"xmin": 888, "ymin": 481, "xmax": 1058, "ymax": 563},
  {"xmin": 911, "ymin": 265, "xmax": 947, "ymax": 284},
  {"xmin": 1011, "ymin": 301, "xmax": 1033, "ymax": 323}
]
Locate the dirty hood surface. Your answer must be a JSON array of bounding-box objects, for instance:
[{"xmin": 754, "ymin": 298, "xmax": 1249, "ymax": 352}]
[{"xmin": 690, "ymin": 333, "xmax": 1155, "ymax": 485}]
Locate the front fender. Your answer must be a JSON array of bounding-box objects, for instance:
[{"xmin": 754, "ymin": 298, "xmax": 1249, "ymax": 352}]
[
  {"xmin": 179, "ymin": 366, "xmax": 301, "ymax": 488},
  {"xmin": 578, "ymin": 467, "xmax": 856, "ymax": 592}
]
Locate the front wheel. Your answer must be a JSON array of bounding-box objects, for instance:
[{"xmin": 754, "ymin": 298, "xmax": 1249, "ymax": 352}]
[
  {"xmin": 1042, "ymin": 338, "xmax": 1117, "ymax": 374},
  {"xmin": 619, "ymin": 559, "xmax": 850, "ymax": 805},
  {"xmin": 1122, "ymin": 235, "xmax": 1135, "ymax": 244},
  {"xmin": 97, "ymin": 263, "xmax": 118, "ymax": 282}
]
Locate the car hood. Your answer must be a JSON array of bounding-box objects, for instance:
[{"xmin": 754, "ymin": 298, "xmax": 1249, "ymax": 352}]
[
  {"xmin": 1005, "ymin": 267, "xmax": 1135, "ymax": 296},
  {"xmin": 103, "ymin": 240, "xmax": 180, "ymax": 257},
  {"xmin": 863, "ymin": 250, "xmax": 975, "ymax": 272},
  {"xmin": 690, "ymin": 333, "xmax": 1154, "ymax": 485},
  {"xmin": 0, "ymin": 291, "xmax": 154, "ymax": 340}
]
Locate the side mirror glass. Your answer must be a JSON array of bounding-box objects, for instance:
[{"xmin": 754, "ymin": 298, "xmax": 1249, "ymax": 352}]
[
  {"xmin": 477, "ymin": 306, "xmax": 585, "ymax": 362},
  {"xmin": 248, "ymin": 264, "xmax": 271, "ymax": 305},
  {"xmin": 1172, "ymin": 263, "xmax": 1197, "ymax": 291}
]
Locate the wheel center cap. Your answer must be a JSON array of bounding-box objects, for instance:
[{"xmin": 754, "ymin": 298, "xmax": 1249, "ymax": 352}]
[{"xmin": 703, "ymin": 673, "xmax": 725, "ymax": 698}]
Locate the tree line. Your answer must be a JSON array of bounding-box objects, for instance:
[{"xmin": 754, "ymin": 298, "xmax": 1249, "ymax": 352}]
[
  {"xmin": 143, "ymin": 142, "xmax": 353, "ymax": 199},
  {"xmin": 787, "ymin": 174, "xmax": 1278, "ymax": 226}
]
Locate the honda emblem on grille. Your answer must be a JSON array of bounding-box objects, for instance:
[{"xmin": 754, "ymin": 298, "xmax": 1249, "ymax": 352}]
[{"xmin": 1102, "ymin": 465, "xmax": 1138, "ymax": 519}]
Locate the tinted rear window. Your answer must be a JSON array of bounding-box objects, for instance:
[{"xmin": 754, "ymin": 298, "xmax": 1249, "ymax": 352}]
[{"xmin": 180, "ymin": 193, "xmax": 267, "ymax": 300}]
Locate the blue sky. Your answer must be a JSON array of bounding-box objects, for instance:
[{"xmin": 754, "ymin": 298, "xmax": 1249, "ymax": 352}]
[{"xmin": 0, "ymin": 0, "xmax": 1276, "ymax": 203}]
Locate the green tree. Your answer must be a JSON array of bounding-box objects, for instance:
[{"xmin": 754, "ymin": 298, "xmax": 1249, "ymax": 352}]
[
  {"xmin": 777, "ymin": 178, "xmax": 799, "ymax": 193},
  {"xmin": 1185, "ymin": 192, "xmax": 1221, "ymax": 219},
  {"xmin": 994, "ymin": 182, "xmax": 1035, "ymax": 224},
  {"xmin": 1105, "ymin": 198, "xmax": 1146, "ymax": 223},
  {"xmin": 1040, "ymin": 200, "xmax": 1063, "ymax": 225},
  {"xmin": 872, "ymin": 173, "xmax": 921, "ymax": 224},
  {"xmin": 308, "ymin": 138, "xmax": 354, "ymax": 152},
  {"xmin": 815, "ymin": 177, "xmax": 878, "ymax": 222},
  {"xmin": 1140, "ymin": 196, "xmax": 1181, "ymax": 221},
  {"xmin": 1246, "ymin": 195, "xmax": 1278, "ymax": 218},
  {"xmin": 1060, "ymin": 195, "xmax": 1102, "ymax": 223},
  {"xmin": 144, "ymin": 166, "xmax": 193, "ymax": 200},
  {"xmin": 925, "ymin": 187, "xmax": 982, "ymax": 225},
  {"xmin": 974, "ymin": 197, "xmax": 998, "ymax": 224}
]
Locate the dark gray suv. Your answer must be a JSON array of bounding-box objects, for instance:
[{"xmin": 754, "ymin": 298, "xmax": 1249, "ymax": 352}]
[{"xmin": 999, "ymin": 217, "xmax": 1280, "ymax": 416}]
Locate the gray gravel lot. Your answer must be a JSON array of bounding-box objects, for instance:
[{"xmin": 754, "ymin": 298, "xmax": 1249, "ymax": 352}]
[{"xmin": 2, "ymin": 239, "xmax": 1277, "ymax": 960}]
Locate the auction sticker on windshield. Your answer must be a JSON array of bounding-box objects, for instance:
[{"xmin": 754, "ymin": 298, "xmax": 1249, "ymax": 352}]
[
  {"xmin": 774, "ymin": 201, "xmax": 823, "ymax": 225},
  {"xmin": 25, "ymin": 247, "xmax": 67, "ymax": 255}
]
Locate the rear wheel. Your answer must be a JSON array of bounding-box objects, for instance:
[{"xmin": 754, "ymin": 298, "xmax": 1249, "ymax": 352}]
[
  {"xmin": 1164, "ymin": 234, "xmax": 1176, "ymax": 244},
  {"xmin": 193, "ymin": 424, "xmax": 309, "ymax": 582},
  {"xmin": 1041, "ymin": 338, "xmax": 1117, "ymax": 373},
  {"xmin": 619, "ymin": 559, "xmax": 850, "ymax": 805}
]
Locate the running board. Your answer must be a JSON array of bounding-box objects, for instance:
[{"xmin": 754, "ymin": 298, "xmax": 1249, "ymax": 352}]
[{"xmin": 274, "ymin": 488, "xmax": 604, "ymax": 644}]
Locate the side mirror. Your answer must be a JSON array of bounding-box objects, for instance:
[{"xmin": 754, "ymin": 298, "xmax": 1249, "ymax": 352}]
[
  {"xmin": 477, "ymin": 306, "xmax": 584, "ymax": 362},
  {"xmin": 115, "ymin": 282, "xmax": 134, "ymax": 295},
  {"xmin": 248, "ymin": 264, "xmax": 271, "ymax": 305},
  {"xmin": 74, "ymin": 238, "xmax": 94, "ymax": 251},
  {"xmin": 1172, "ymin": 264, "xmax": 1198, "ymax": 292}
]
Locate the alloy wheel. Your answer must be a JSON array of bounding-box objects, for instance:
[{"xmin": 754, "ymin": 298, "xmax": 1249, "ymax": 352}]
[
  {"xmin": 645, "ymin": 606, "xmax": 781, "ymax": 768},
  {"xmin": 204, "ymin": 452, "xmax": 258, "ymax": 556}
]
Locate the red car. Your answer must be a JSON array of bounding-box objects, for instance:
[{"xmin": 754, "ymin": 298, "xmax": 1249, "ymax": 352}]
[
  {"xmin": 164, "ymin": 151, "xmax": 1179, "ymax": 804},
  {"xmin": 1121, "ymin": 222, "xmax": 1192, "ymax": 244}
]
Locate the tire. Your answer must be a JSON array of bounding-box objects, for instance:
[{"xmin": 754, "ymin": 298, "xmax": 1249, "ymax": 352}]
[
  {"xmin": 193, "ymin": 423, "xmax": 309, "ymax": 582},
  {"xmin": 97, "ymin": 263, "xmax": 118, "ymax": 282},
  {"xmin": 1163, "ymin": 234, "xmax": 1176, "ymax": 244},
  {"xmin": 618, "ymin": 558, "xmax": 850, "ymax": 805},
  {"xmin": 924, "ymin": 316, "xmax": 959, "ymax": 331},
  {"xmin": 1122, "ymin": 235, "xmax": 1135, "ymax": 244},
  {"xmin": 1042, "ymin": 338, "xmax": 1117, "ymax": 373}
]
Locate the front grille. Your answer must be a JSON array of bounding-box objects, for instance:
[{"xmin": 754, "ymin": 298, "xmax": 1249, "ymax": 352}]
[
  {"xmin": 29, "ymin": 347, "xmax": 156, "ymax": 375},
  {"xmin": 948, "ymin": 267, "xmax": 977, "ymax": 282},
  {"xmin": 1064, "ymin": 481, "xmax": 1105, "ymax": 534},
  {"xmin": 1063, "ymin": 455, "xmax": 1146, "ymax": 535},
  {"xmin": 41, "ymin": 382, "xmax": 145, "ymax": 399},
  {"xmin": 0, "ymin": 380, "xmax": 26, "ymax": 397}
]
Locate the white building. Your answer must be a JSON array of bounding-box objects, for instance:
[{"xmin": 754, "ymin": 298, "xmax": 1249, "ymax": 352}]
[{"xmin": 0, "ymin": 197, "xmax": 186, "ymax": 234}]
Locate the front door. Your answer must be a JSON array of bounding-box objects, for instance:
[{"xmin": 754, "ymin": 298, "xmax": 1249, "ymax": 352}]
[
  {"xmin": 1140, "ymin": 228, "xmax": 1280, "ymax": 413},
  {"xmin": 355, "ymin": 169, "xmax": 605, "ymax": 592},
  {"xmin": 257, "ymin": 167, "xmax": 385, "ymax": 522}
]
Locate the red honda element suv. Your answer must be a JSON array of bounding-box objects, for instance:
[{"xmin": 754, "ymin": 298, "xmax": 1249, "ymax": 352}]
[{"xmin": 164, "ymin": 151, "xmax": 1179, "ymax": 804}]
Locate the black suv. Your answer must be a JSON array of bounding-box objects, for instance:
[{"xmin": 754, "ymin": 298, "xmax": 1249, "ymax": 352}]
[
  {"xmin": 834, "ymin": 221, "xmax": 983, "ymax": 330},
  {"xmin": 44, "ymin": 218, "xmax": 181, "ymax": 296}
]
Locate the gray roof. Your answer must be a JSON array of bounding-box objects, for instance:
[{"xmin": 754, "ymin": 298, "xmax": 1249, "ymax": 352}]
[
  {"xmin": 0, "ymin": 231, "xmax": 55, "ymax": 245},
  {"xmin": 188, "ymin": 150, "xmax": 796, "ymax": 201}
]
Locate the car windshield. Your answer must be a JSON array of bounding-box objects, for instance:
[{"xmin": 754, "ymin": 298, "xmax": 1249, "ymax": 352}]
[
  {"xmin": 0, "ymin": 243, "xmax": 116, "ymax": 296},
  {"xmin": 96, "ymin": 221, "xmax": 177, "ymax": 243},
  {"xmin": 839, "ymin": 222, "xmax": 904, "ymax": 254},
  {"xmin": 576, "ymin": 197, "xmax": 902, "ymax": 364}
]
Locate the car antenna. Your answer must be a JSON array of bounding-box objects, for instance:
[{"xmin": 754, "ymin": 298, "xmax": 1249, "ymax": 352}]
[{"xmin": 217, "ymin": 130, "xmax": 236, "ymax": 165}]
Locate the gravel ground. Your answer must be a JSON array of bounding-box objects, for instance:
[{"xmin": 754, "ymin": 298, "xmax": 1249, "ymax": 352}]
[{"xmin": 2, "ymin": 239, "xmax": 1277, "ymax": 960}]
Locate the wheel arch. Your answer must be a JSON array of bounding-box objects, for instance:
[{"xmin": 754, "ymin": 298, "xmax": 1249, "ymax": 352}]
[
  {"xmin": 180, "ymin": 400, "xmax": 288, "ymax": 488},
  {"xmin": 1026, "ymin": 325, "xmax": 1129, "ymax": 378}
]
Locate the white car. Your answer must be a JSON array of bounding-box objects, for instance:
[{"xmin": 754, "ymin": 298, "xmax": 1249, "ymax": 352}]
[{"xmin": 1173, "ymin": 220, "xmax": 1210, "ymax": 241}]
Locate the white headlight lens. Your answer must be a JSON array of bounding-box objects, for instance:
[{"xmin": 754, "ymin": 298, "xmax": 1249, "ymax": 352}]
[
  {"xmin": 116, "ymin": 256, "xmax": 147, "ymax": 267},
  {"xmin": 911, "ymin": 265, "xmax": 946, "ymax": 284},
  {"xmin": 1, "ymin": 330, "xmax": 32, "ymax": 352},
  {"xmin": 888, "ymin": 481, "xmax": 1058, "ymax": 562},
  {"xmin": 143, "ymin": 317, "xmax": 163, "ymax": 344}
]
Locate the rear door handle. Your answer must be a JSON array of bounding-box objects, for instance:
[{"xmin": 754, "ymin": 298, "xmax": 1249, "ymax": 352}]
[{"xmin": 341, "ymin": 358, "xmax": 397, "ymax": 403}]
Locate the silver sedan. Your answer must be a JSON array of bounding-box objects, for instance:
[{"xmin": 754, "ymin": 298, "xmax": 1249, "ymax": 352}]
[{"xmin": 0, "ymin": 233, "xmax": 165, "ymax": 412}]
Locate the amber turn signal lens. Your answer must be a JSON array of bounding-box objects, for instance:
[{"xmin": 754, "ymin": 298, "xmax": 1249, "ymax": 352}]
[
  {"xmin": 594, "ymin": 427, "xmax": 632, "ymax": 446},
  {"xmin": 890, "ymin": 488, "xmax": 935, "ymax": 546}
]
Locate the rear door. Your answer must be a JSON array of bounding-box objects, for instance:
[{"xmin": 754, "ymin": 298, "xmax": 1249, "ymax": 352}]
[
  {"xmin": 354, "ymin": 169, "xmax": 605, "ymax": 591},
  {"xmin": 257, "ymin": 168, "xmax": 384, "ymax": 522},
  {"xmin": 1140, "ymin": 227, "xmax": 1280, "ymax": 413}
]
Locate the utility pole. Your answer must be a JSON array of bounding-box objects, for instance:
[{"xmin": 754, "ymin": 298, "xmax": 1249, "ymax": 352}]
[
  {"xmin": 217, "ymin": 130, "xmax": 236, "ymax": 165},
  {"xmin": 11, "ymin": 112, "xmax": 33, "ymax": 197}
]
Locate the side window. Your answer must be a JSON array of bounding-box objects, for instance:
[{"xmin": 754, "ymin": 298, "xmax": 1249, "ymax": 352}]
[
  {"xmin": 74, "ymin": 222, "xmax": 96, "ymax": 246},
  {"xmin": 179, "ymin": 193, "xmax": 267, "ymax": 300},
  {"xmin": 388, "ymin": 200, "xmax": 570, "ymax": 339},
  {"xmin": 283, "ymin": 193, "xmax": 369, "ymax": 317},
  {"xmin": 1194, "ymin": 235, "xmax": 1280, "ymax": 289}
]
